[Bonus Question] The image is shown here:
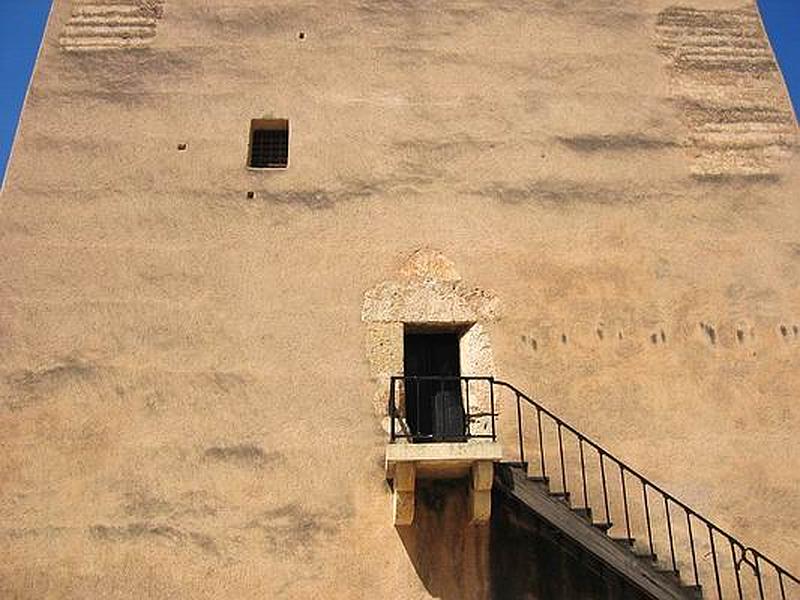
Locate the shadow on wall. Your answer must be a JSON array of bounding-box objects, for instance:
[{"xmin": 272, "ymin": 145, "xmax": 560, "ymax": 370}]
[
  {"xmin": 396, "ymin": 479, "xmax": 653, "ymax": 599},
  {"xmin": 397, "ymin": 479, "xmax": 491, "ymax": 600},
  {"xmin": 489, "ymin": 490, "xmax": 651, "ymax": 600}
]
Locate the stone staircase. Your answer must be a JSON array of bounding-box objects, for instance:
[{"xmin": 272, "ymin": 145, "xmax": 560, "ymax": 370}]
[
  {"xmin": 489, "ymin": 378, "xmax": 799, "ymax": 600},
  {"xmin": 496, "ymin": 463, "xmax": 703, "ymax": 600}
]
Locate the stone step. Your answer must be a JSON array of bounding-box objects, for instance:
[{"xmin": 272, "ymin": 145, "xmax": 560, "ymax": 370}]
[
  {"xmin": 72, "ymin": 5, "xmax": 148, "ymax": 17},
  {"xmin": 677, "ymin": 49, "xmax": 773, "ymax": 61},
  {"xmin": 657, "ymin": 13, "xmax": 760, "ymax": 26},
  {"xmin": 611, "ymin": 537, "xmax": 636, "ymax": 549},
  {"xmin": 633, "ymin": 550, "xmax": 658, "ymax": 563},
  {"xmin": 655, "ymin": 568, "xmax": 682, "ymax": 583},
  {"xmin": 678, "ymin": 46, "xmax": 771, "ymax": 57},
  {"xmin": 73, "ymin": 0, "xmax": 163, "ymax": 6},
  {"xmin": 62, "ymin": 25, "xmax": 157, "ymax": 39},
  {"xmin": 675, "ymin": 58, "xmax": 776, "ymax": 72},
  {"xmin": 693, "ymin": 122, "xmax": 795, "ymax": 134},
  {"xmin": 592, "ymin": 521, "xmax": 613, "ymax": 533},
  {"xmin": 657, "ymin": 23, "xmax": 760, "ymax": 35},
  {"xmin": 69, "ymin": 1, "xmax": 164, "ymax": 23},
  {"xmin": 659, "ymin": 36, "xmax": 766, "ymax": 48},
  {"xmin": 61, "ymin": 46, "xmax": 129, "ymax": 52},
  {"xmin": 690, "ymin": 135, "xmax": 795, "ymax": 150},
  {"xmin": 526, "ymin": 475, "xmax": 549, "ymax": 485},
  {"xmin": 59, "ymin": 36, "xmax": 152, "ymax": 49},
  {"xmin": 676, "ymin": 53, "xmax": 774, "ymax": 64},
  {"xmin": 570, "ymin": 507, "xmax": 592, "ymax": 521},
  {"xmin": 68, "ymin": 15, "xmax": 158, "ymax": 27},
  {"xmin": 698, "ymin": 146, "xmax": 789, "ymax": 160},
  {"xmin": 680, "ymin": 584, "xmax": 704, "ymax": 600}
]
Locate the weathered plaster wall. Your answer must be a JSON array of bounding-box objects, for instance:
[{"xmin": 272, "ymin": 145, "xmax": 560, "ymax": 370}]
[{"xmin": 0, "ymin": 0, "xmax": 798, "ymax": 597}]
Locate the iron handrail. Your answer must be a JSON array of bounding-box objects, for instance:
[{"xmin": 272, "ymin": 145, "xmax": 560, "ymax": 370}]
[{"xmin": 494, "ymin": 378, "xmax": 800, "ymax": 599}]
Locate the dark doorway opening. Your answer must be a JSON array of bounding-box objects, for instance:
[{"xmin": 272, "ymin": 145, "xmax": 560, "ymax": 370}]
[{"xmin": 404, "ymin": 331, "xmax": 466, "ymax": 442}]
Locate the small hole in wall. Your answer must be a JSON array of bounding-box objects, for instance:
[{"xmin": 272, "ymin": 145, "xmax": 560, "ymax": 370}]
[
  {"xmin": 246, "ymin": 191, "xmax": 255, "ymax": 199},
  {"xmin": 561, "ymin": 334, "xmax": 567, "ymax": 344},
  {"xmin": 177, "ymin": 143, "xmax": 187, "ymax": 151},
  {"xmin": 298, "ymin": 31, "xmax": 305, "ymax": 39}
]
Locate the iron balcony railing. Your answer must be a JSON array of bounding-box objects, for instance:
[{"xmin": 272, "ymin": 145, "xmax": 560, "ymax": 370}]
[{"xmin": 388, "ymin": 375, "xmax": 497, "ymax": 443}]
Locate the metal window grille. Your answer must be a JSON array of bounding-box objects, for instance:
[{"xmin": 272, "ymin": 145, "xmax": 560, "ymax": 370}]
[{"xmin": 249, "ymin": 127, "xmax": 288, "ymax": 168}]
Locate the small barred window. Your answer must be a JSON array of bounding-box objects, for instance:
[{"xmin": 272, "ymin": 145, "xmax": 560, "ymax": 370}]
[{"xmin": 248, "ymin": 119, "xmax": 289, "ymax": 169}]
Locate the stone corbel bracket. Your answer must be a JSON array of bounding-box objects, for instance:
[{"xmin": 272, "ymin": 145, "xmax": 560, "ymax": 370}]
[{"xmin": 386, "ymin": 442, "xmax": 503, "ymax": 526}]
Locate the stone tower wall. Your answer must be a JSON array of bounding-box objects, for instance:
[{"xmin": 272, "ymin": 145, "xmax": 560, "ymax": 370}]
[{"xmin": 0, "ymin": 1, "xmax": 797, "ymax": 597}]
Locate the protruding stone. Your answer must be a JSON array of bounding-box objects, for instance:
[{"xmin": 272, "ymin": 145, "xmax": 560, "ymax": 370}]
[
  {"xmin": 399, "ymin": 248, "xmax": 462, "ymax": 282},
  {"xmin": 394, "ymin": 491, "xmax": 415, "ymax": 526},
  {"xmin": 470, "ymin": 489, "xmax": 492, "ymax": 524},
  {"xmin": 472, "ymin": 461, "xmax": 494, "ymax": 491},
  {"xmin": 393, "ymin": 462, "xmax": 416, "ymax": 526},
  {"xmin": 470, "ymin": 461, "xmax": 494, "ymax": 524},
  {"xmin": 394, "ymin": 462, "xmax": 416, "ymax": 492}
]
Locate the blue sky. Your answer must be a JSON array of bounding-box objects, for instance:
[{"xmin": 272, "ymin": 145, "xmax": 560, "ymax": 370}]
[
  {"xmin": 757, "ymin": 0, "xmax": 800, "ymax": 116},
  {"xmin": 0, "ymin": 0, "xmax": 798, "ymax": 186},
  {"xmin": 0, "ymin": 0, "xmax": 52, "ymax": 187}
]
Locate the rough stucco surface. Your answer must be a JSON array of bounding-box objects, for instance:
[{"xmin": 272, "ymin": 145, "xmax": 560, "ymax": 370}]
[{"xmin": 0, "ymin": 0, "xmax": 798, "ymax": 598}]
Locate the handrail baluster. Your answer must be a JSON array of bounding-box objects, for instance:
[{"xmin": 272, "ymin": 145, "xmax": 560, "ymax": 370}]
[
  {"xmin": 536, "ymin": 408, "xmax": 546, "ymax": 479},
  {"xmin": 579, "ymin": 439, "xmax": 588, "ymax": 509},
  {"xmin": 465, "ymin": 379, "xmax": 471, "ymax": 438},
  {"xmin": 516, "ymin": 392, "xmax": 524, "ymax": 465},
  {"xmin": 489, "ymin": 378, "xmax": 496, "ymax": 441},
  {"xmin": 687, "ymin": 511, "xmax": 699, "ymax": 587},
  {"xmin": 600, "ymin": 453, "xmax": 610, "ymax": 525},
  {"xmin": 620, "ymin": 464, "xmax": 631, "ymax": 541},
  {"xmin": 665, "ymin": 498, "xmax": 677, "ymax": 573},
  {"xmin": 708, "ymin": 524, "xmax": 722, "ymax": 600},
  {"xmin": 730, "ymin": 539, "xmax": 743, "ymax": 600},
  {"xmin": 754, "ymin": 554, "xmax": 765, "ymax": 600},
  {"xmin": 643, "ymin": 482, "xmax": 654, "ymax": 558},
  {"xmin": 558, "ymin": 424, "xmax": 567, "ymax": 494},
  {"xmin": 389, "ymin": 377, "xmax": 396, "ymax": 441}
]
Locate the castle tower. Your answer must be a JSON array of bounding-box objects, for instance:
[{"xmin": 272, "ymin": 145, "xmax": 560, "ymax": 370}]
[{"xmin": 1, "ymin": 1, "xmax": 798, "ymax": 598}]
